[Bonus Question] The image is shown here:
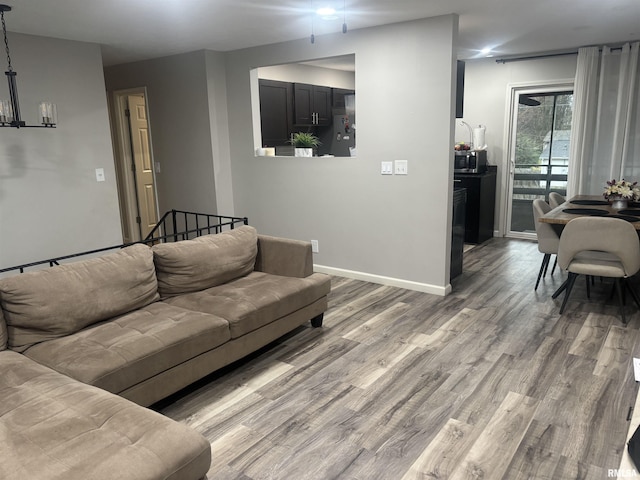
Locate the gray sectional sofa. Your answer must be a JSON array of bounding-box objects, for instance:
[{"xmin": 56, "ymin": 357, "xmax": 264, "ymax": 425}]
[{"xmin": 0, "ymin": 225, "xmax": 331, "ymax": 480}]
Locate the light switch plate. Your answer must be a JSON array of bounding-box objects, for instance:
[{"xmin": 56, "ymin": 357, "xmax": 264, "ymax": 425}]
[
  {"xmin": 381, "ymin": 161, "xmax": 393, "ymax": 175},
  {"xmin": 634, "ymin": 357, "xmax": 640, "ymax": 382},
  {"xmin": 95, "ymin": 168, "xmax": 105, "ymax": 182},
  {"xmin": 395, "ymin": 160, "xmax": 408, "ymax": 175}
]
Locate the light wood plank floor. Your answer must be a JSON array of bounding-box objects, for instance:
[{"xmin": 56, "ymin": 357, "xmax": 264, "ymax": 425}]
[{"xmin": 157, "ymin": 238, "xmax": 640, "ymax": 479}]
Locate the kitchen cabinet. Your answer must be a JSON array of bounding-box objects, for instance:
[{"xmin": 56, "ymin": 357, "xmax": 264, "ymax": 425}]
[
  {"xmin": 259, "ymin": 79, "xmax": 294, "ymax": 146},
  {"xmin": 454, "ymin": 166, "xmax": 497, "ymax": 244},
  {"xmin": 294, "ymin": 83, "xmax": 331, "ymax": 126},
  {"xmin": 451, "ymin": 188, "xmax": 466, "ymax": 279},
  {"xmin": 332, "ymin": 88, "xmax": 355, "ymax": 109}
]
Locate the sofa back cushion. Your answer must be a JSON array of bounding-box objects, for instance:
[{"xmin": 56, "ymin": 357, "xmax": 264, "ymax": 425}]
[
  {"xmin": 0, "ymin": 244, "xmax": 159, "ymax": 352},
  {"xmin": 153, "ymin": 225, "xmax": 258, "ymax": 297},
  {"xmin": 0, "ymin": 308, "xmax": 6, "ymax": 351}
]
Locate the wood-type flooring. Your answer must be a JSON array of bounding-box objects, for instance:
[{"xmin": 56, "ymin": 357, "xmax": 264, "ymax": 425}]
[{"xmin": 157, "ymin": 237, "xmax": 640, "ymax": 479}]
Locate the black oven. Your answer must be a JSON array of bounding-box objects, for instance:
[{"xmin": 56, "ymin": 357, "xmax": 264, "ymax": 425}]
[{"xmin": 454, "ymin": 150, "xmax": 487, "ymax": 174}]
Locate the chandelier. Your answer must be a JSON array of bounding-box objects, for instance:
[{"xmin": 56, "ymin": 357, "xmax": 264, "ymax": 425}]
[{"xmin": 0, "ymin": 4, "xmax": 56, "ymax": 128}]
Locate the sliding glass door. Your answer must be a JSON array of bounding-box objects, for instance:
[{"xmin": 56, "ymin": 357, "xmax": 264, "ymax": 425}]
[{"xmin": 506, "ymin": 88, "xmax": 574, "ymax": 237}]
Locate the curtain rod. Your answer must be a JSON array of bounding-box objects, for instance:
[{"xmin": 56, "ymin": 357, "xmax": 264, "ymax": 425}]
[
  {"xmin": 495, "ymin": 41, "xmax": 639, "ymax": 64},
  {"xmin": 495, "ymin": 51, "xmax": 576, "ymax": 64}
]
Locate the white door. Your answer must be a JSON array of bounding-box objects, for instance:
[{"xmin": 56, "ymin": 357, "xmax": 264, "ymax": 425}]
[
  {"xmin": 505, "ymin": 86, "xmax": 573, "ymax": 238},
  {"xmin": 127, "ymin": 94, "xmax": 158, "ymax": 240}
]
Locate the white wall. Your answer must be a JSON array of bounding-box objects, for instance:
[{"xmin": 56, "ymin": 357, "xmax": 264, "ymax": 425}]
[
  {"xmin": 226, "ymin": 16, "xmax": 459, "ymax": 294},
  {"xmin": 205, "ymin": 51, "xmax": 234, "ymax": 215},
  {"xmin": 0, "ymin": 33, "xmax": 121, "ymax": 270},
  {"xmin": 456, "ymin": 55, "xmax": 578, "ymax": 236},
  {"xmin": 104, "ymin": 51, "xmax": 222, "ymax": 215}
]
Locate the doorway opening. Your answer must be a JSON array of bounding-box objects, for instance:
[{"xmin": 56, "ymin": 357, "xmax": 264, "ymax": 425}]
[
  {"xmin": 111, "ymin": 88, "xmax": 159, "ymax": 243},
  {"xmin": 505, "ymin": 86, "xmax": 574, "ymax": 239}
]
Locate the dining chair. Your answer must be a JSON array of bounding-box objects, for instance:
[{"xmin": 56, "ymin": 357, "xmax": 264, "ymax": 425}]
[
  {"xmin": 557, "ymin": 216, "xmax": 640, "ymax": 324},
  {"xmin": 548, "ymin": 192, "xmax": 566, "ymax": 209},
  {"xmin": 532, "ymin": 199, "xmax": 560, "ymax": 290}
]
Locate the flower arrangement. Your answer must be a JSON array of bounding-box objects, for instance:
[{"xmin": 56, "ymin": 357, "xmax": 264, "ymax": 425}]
[{"xmin": 603, "ymin": 179, "xmax": 640, "ymax": 200}]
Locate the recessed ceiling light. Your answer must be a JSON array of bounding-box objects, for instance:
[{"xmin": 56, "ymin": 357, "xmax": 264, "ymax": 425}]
[
  {"xmin": 480, "ymin": 47, "xmax": 492, "ymax": 56},
  {"xmin": 316, "ymin": 6, "xmax": 338, "ymax": 20}
]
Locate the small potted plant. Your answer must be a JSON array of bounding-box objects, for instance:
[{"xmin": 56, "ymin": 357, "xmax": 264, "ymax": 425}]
[{"xmin": 290, "ymin": 132, "xmax": 321, "ymax": 157}]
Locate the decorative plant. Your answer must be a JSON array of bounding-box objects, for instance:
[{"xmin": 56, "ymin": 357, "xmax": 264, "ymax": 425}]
[
  {"xmin": 603, "ymin": 179, "xmax": 640, "ymax": 200},
  {"xmin": 290, "ymin": 132, "xmax": 322, "ymax": 148}
]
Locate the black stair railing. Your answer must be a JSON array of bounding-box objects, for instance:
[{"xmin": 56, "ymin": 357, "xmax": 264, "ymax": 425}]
[
  {"xmin": 0, "ymin": 210, "xmax": 248, "ymax": 275},
  {"xmin": 145, "ymin": 210, "xmax": 248, "ymax": 243}
]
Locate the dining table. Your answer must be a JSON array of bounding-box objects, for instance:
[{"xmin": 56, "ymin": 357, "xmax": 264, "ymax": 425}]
[
  {"xmin": 539, "ymin": 194, "xmax": 640, "ymax": 300},
  {"xmin": 539, "ymin": 194, "xmax": 640, "ymax": 229}
]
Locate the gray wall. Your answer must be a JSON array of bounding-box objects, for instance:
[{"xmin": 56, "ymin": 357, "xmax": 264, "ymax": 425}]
[
  {"xmin": 455, "ymin": 55, "xmax": 578, "ymax": 236},
  {"xmin": 226, "ymin": 16, "xmax": 459, "ymax": 294},
  {"xmin": 104, "ymin": 51, "xmax": 222, "ymax": 215},
  {"xmin": 0, "ymin": 33, "xmax": 121, "ymax": 270}
]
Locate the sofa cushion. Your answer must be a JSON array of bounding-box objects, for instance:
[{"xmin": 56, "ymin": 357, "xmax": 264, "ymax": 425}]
[
  {"xmin": 0, "ymin": 350, "xmax": 211, "ymax": 480},
  {"xmin": 164, "ymin": 271, "xmax": 331, "ymax": 338},
  {"xmin": 0, "ymin": 244, "xmax": 160, "ymax": 352},
  {"xmin": 0, "ymin": 308, "xmax": 6, "ymax": 351},
  {"xmin": 153, "ymin": 225, "xmax": 258, "ymax": 298},
  {"xmin": 23, "ymin": 302, "xmax": 230, "ymax": 395}
]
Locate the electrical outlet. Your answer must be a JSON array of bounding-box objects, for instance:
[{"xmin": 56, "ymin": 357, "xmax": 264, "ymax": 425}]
[{"xmin": 311, "ymin": 239, "xmax": 319, "ymax": 253}]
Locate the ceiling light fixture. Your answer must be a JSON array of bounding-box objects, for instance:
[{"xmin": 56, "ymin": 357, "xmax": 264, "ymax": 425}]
[
  {"xmin": 480, "ymin": 47, "xmax": 493, "ymax": 57},
  {"xmin": 310, "ymin": 1, "xmax": 347, "ymax": 44},
  {"xmin": 342, "ymin": 0, "xmax": 347, "ymax": 34},
  {"xmin": 310, "ymin": 0, "xmax": 315, "ymax": 43},
  {"xmin": 316, "ymin": 6, "xmax": 337, "ymax": 20},
  {"xmin": 0, "ymin": 4, "xmax": 56, "ymax": 128}
]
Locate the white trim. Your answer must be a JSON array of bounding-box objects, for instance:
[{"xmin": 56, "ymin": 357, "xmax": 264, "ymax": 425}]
[
  {"xmin": 508, "ymin": 231, "xmax": 536, "ymax": 241},
  {"xmin": 314, "ymin": 265, "xmax": 451, "ymax": 296}
]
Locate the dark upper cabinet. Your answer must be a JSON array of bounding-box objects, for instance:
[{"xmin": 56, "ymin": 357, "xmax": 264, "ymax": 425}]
[
  {"xmin": 456, "ymin": 60, "xmax": 465, "ymax": 119},
  {"xmin": 332, "ymin": 88, "xmax": 355, "ymax": 109},
  {"xmin": 294, "ymin": 83, "xmax": 331, "ymax": 126},
  {"xmin": 259, "ymin": 79, "xmax": 293, "ymax": 147}
]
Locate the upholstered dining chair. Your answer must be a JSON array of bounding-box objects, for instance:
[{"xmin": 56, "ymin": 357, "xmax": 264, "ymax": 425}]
[
  {"xmin": 548, "ymin": 192, "xmax": 566, "ymax": 209},
  {"xmin": 532, "ymin": 199, "xmax": 561, "ymax": 290},
  {"xmin": 557, "ymin": 216, "xmax": 640, "ymax": 324}
]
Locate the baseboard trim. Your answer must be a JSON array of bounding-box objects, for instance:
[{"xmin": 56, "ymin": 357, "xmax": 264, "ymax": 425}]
[{"xmin": 314, "ymin": 265, "xmax": 451, "ymax": 296}]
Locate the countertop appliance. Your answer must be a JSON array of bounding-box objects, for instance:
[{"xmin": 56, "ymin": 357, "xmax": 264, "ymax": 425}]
[{"xmin": 454, "ymin": 150, "xmax": 488, "ymax": 174}]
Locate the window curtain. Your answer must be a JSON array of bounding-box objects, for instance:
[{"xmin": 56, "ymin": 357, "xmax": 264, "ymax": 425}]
[{"xmin": 567, "ymin": 42, "xmax": 640, "ymax": 196}]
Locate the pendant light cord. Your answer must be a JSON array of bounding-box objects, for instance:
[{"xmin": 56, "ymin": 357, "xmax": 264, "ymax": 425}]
[{"xmin": 1, "ymin": 10, "xmax": 12, "ymax": 72}]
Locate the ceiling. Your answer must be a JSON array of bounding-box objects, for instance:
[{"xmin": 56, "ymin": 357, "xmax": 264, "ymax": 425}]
[{"xmin": 1, "ymin": 0, "xmax": 639, "ymax": 66}]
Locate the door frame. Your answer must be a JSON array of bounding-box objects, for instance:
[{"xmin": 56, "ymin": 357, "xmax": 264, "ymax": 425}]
[
  {"xmin": 501, "ymin": 80, "xmax": 574, "ymax": 240},
  {"xmin": 110, "ymin": 87, "xmax": 159, "ymax": 243}
]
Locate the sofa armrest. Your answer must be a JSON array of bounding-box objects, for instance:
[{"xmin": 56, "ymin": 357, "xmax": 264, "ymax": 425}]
[{"xmin": 255, "ymin": 235, "xmax": 313, "ymax": 278}]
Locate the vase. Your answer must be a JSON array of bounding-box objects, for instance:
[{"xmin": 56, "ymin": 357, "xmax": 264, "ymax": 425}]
[
  {"xmin": 610, "ymin": 197, "xmax": 628, "ymax": 209},
  {"xmin": 294, "ymin": 147, "xmax": 313, "ymax": 157}
]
